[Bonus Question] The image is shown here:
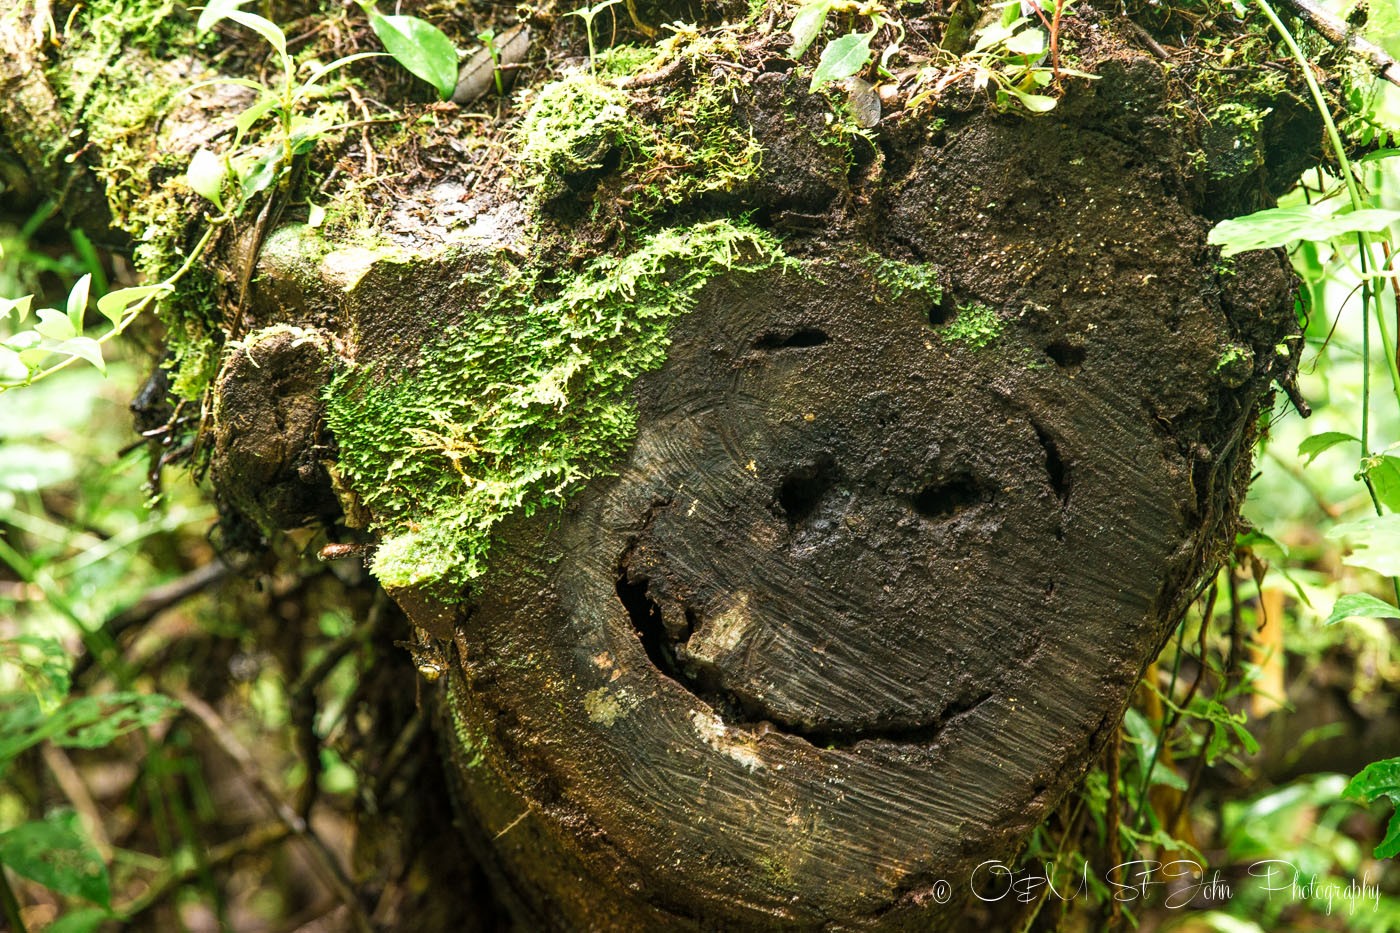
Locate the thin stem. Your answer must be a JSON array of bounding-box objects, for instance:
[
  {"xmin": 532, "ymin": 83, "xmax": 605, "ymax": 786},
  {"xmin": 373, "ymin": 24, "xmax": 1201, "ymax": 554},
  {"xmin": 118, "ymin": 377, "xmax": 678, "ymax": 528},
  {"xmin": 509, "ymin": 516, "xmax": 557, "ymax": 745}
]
[{"xmin": 0, "ymin": 867, "xmax": 27, "ymax": 933}]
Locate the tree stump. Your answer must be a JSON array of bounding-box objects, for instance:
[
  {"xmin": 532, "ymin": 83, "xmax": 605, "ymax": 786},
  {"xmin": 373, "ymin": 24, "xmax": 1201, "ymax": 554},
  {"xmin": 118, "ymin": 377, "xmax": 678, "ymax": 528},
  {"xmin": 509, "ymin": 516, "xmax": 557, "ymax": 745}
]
[{"xmin": 0, "ymin": 2, "xmax": 1315, "ymax": 926}]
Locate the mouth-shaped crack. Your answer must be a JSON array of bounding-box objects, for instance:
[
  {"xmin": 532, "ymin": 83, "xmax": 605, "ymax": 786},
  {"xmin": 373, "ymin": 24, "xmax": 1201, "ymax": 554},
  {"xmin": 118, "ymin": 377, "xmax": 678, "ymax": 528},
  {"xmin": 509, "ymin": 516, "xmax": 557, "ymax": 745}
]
[
  {"xmin": 615, "ymin": 534, "xmax": 992, "ymax": 748},
  {"xmin": 753, "ymin": 327, "xmax": 831, "ymax": 350}
]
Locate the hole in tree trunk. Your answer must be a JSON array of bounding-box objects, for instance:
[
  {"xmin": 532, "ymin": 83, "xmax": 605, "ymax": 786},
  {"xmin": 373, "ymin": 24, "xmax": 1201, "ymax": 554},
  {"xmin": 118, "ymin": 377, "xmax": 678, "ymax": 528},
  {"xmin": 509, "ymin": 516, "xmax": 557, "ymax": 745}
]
[
  {"xmin": 775, "ymin": 455, "xmax": 841, "ymax": 525},
  {"xmin": 1045, "ymin": 340, "xmax": 1086, "ymax": 369}
]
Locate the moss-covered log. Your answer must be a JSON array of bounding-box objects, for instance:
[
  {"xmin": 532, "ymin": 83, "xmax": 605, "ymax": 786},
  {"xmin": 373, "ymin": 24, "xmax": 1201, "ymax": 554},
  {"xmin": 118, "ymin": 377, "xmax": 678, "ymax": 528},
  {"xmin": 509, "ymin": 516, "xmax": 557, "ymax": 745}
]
[{"xmin": 2, "ymin": 0, "xmax": 1319, "ymax": 927}]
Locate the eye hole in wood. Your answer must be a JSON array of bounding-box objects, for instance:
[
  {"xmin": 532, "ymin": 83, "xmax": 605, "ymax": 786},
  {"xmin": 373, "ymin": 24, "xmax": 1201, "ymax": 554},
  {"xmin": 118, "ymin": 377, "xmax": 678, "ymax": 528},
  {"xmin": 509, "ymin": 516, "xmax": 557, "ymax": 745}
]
[{"xmin": 775, "ymin": 456, "xmax": 841, "ymax": 525}]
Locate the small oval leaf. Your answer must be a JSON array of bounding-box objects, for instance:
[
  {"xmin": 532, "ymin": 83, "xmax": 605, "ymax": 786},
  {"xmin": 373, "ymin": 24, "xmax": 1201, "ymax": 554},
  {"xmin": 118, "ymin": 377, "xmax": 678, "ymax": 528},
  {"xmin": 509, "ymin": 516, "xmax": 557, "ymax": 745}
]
[
  {"xmin": 367, "ymin": 9, "xmax": 460, "ymax": 100},
  {"xmin": 187, "ymin": 148, "xmax": 227, "ymax": 210},
  {"xmin": 810, "ymin": 30, "xmax": 875, "ymax": 93}
]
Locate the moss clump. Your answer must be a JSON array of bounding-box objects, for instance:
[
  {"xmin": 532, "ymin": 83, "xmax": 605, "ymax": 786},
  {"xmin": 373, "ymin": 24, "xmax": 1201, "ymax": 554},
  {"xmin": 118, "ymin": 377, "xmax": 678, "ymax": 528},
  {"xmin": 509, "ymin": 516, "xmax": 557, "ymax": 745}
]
[
  {"xmin": 517, "ymin": 40, "xmax": 761, "ymax": 219},
  {"xmin": 864, "ymin": 254, "xmax": 943, "ymax": 304},
  {"xmin": 324, "ymin": 220, "xmax": 792, "ymax": 592},
  {"xmin": 942, "ymin": 303, "xmax": 1002, "ymax": 349},
  {"xmin": 47, "ymin": 0, "xmax": 222, "ymax": 398}
]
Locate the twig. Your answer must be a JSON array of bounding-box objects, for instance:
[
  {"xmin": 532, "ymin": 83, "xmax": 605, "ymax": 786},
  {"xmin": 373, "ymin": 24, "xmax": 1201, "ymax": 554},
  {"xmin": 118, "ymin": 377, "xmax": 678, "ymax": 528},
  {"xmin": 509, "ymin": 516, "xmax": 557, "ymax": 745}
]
[
  {"xmin": 288, "ymin": 596, "xmax": 385, "ymax": 818},
  {"xmin": 1276, "ymin": 0, "xmax": 1400, "ymax": 88},
  {"xmin": 41, "ymin": 744, "xmax": 111, "ymax": 858},
  {"xmin": 122, "ymin": 822, "xmax": 293, "ymax": 920},
  {"xmin": 73, "ymin": 561, "xmax": 231, "ymax": 680},
  {"xmin": 1124, "ymin": 19, "xmax": 1170, "ymax": 61},
  {"xmin": 173, "ymin": 689, "xmax": 374, "ymax": 933}
]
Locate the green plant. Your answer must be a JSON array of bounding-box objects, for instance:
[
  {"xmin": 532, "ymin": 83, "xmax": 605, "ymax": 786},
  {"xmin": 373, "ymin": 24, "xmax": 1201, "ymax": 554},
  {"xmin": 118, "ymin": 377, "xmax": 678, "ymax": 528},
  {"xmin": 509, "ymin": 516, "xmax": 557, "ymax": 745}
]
[
  {"xmin": 477, "ymin": 28, "xmax": 505, "ymax": 99},
  {"xmin": 1202, "ymin": 0, "xmax": 1400, "ymax": 865},
  {"xmin": 360, "ymin": 2, "xmax": 460, "ymax": 101},
  {"xmin": 188, "ymin": 0, "xmax": 378, "ymax": 211},
  {"xmin": 0, "ymin": 637, "xmax": 180, "ymax": 929},
  {"xmin": 0, "ymin": 249, "xmax": 200, "ymax": 392},
  {"xmin": 567, "ymin": 0, "xmax": 623, "ymax": 73}
]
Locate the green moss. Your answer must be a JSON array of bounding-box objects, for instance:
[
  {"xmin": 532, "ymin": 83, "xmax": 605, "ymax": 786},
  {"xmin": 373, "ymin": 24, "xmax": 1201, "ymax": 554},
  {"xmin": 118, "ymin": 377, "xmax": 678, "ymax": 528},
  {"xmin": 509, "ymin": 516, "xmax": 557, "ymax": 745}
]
[
  {"xmin": 864, "ymin": 254, "xmax": 943, "ymax": 304},
  {"xmin": 517, "ymin": 41, "xmax": 761, "ymax": 220},
  {"xmin": 942, "ymin": 303, "xmax": 1002, "ymax": 349},
  {"xmin": 324, "ymin": 220, "xmax": 793, "ymax": 593}
]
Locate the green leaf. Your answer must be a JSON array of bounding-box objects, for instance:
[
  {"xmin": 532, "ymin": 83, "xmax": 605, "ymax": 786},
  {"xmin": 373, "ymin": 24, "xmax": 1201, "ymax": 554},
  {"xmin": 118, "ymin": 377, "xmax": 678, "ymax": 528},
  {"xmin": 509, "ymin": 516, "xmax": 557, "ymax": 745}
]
[
  {"xmin": 1327, "ymin": 515, "xmax": 1400, "ymax": 577},
  {"xmin": 1298, "ymin": 430, "xmax": 1358, "ymax": 465},
  {"xmin": 186, "ymin": 147, "xmax": 227, "ymax": 210},
  {"xmin": 45, "ymin": 908, "xmax": 113, "ymax": 933},
  {"xmin": 0, "ymin": 692, "xmax": 180, "ymax": 762},
  {"xmin": 0, "ymin": 294, "xmax": 33, "ymax": 322},
  {"xmin": 1344, "ymin": 756, "xmax": 1400, "ymax": 858},
  {"xmin": 1003, "ymin": 27, "xmax": 1046, "ymax": 57},
  {"xmin": 1002, "ymin": 85, "xmax": 1058, "ymax": 113},
  {"xmin": 1366, "ymin": 454, "xmax": 1400, "ymax": 512},
  {"xmin": 220, "ymin": 9, "xmax": 288, "ymax": 60},
  {"xmin": 196, "ymin": 0, "xmax": 248, "ymax": 32},
  {"xmin": 1324, "ymin": 592, "xmax": 1400, "ymax": 625},
  {"xmin": 1208, "ymin": 203, "xmax": 1400, "ymax": 257},
  {"xmin": 233, "ymin": 91, "xmax": 279, "ymax": 139},
  {"xmin": 53, "ymin": 693, "xmax": 182, "ymax": 749},
  {"xmin": 0, "ymin": 636, "xmax": 71, "ymax": 712},
  {"xmin": 307, "ymin": 201, "xmax": 327, "ymax": 228},
  {"xmin": 0, "ymin": 345, "xmax": 27, "ymax": 382},
  {"xmin": 298, "ymin": 52, "xmax": 383, "ymax": 97},
  {"xmin": 51, "ymin": 337, "xmax": 105, "ymax": 373},
  {"xmin": 0, "ymin": 810, "xmax": 110, "ymax": 907},
  {"xmin": 810, "ymin": 30, "xmax": 875, "ymax": 92},
  {"xmin": 789, "ymin": 0, "xmax": 835, "ymax": 58},
  {"xmin": 238, "ymin": 149, "xmax": 283, "ymax": 200},
  {"xmin": 366, "ymin": 9, "xmax": 459, "ymax": 100},
  {"xmin": 33, "ymin": 307, "xmax": 77, "ymax": 341},
  {"xmin": 65, "ymin": 273, "xmax": 91, "ymax": 334},
  {"xmin": 96, "ymin": 284, "xmax": 171, "ymax": 327}
]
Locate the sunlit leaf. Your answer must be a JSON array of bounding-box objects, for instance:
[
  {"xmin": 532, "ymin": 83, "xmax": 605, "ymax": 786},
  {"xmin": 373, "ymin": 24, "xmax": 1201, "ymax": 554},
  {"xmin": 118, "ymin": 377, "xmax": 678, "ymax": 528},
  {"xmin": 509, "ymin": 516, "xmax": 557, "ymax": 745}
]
[
  {"xmin": 1324, "ymin": 592, "xmax": 1400, "ymax": 625},
  {"xmin": 1327, "ymin": 514, "xmax": 1400, "ymax": 577},
  {"xmin": 186, "ymin": 148, "xmax": 227, "ymax": 211},
  {"xmin": 810, "ymin": 30, "xmax": 875, "ymax": 92},
  {"xmin": 65, "ymin": 273, "xmax": 91, "ymax": 334},
  {"xmin": 220, "ymin": 9, "xmax": 288, "ymax": 60},
  {"xmin": 52, "ymin": 337, "xmax": 105, "ymax": 373},
  {"xmin": 1002, "ymin": 85, "xmax": 1057, "ymax": 113},
  {"xmin": 34, "ymin": 308, "xmax": 77, "ymax": 341},
  {"xmin": 365, "ymin": 7, "xmax": 459, "ymax": 100},
  {"xmin": 1003, "ymin": 28, "xmax": 1046, "ymax": 57},
  {"xmin": 1209, "ymin": 203, "xmax": 1400, "ymax": 256},
  {"xmin": 1366, "ymin": 454, "xmax": 1400, "ymax": 511},
  {"xmin": 96, "ymin": 285, "xmax": 171, "ymax": 327},
  {"xmin": 1298, "ymin": 430, "xmax": 1358, "ymax": 465},
  {"xmin": 196, "ymin": 0, "xmax": 248, "ymax": 32},
  {"xmin": 790, "ymin": 0, "xmax": 835, "ymax": 58},
  {"xmin": 0, "ymin": 294, "xmax": 33, "ymax": 322}
]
